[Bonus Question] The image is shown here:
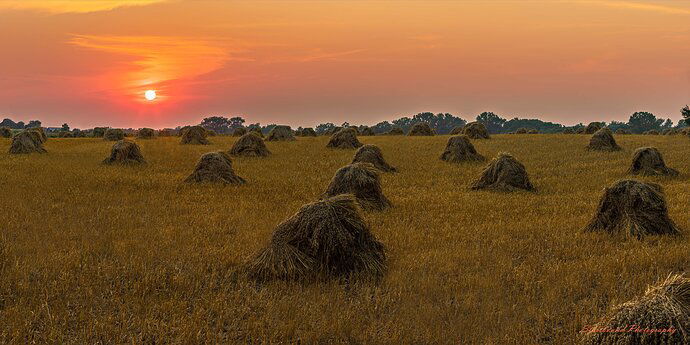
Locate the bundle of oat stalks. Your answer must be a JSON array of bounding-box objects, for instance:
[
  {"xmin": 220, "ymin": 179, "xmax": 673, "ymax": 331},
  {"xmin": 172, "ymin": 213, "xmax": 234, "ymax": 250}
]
[
  {"xmin": 584, "ymin": 180, "xmax": 680, "ymax": 238},
  {"xmin": 440, "ymin": 135, "xmax": 485, "ymax": 163},
  {"xmin": 327, "ymin": 128, "xmax": 363, "ymax": 149},
  {"xmin": 322, "ymin": 162, "xmax": 392, "ymax": 211},
  {"xmin": 229, "ymin": 133, "xmax": 270, "ymax": 157},
  {"xmin": 582, "ymin": 273, "xmax": 690, "ymax": 345},
  {"xmin": 103, "ymin": 140, "xmax": 145, "ymax": 165},
  {"xmin": 185, "ymin": 151, "xmax": 245, "ymax": 184},
  {"xmin": 470, "ymin": 152, "xmax": 534, "ymax": 192},
  {"xmin": 462, "ymin": 122, "xmax": 490, "ymax": 139},
  {"xmin": 245, "ymin": 194, "xmax": 387, "ymax": 282},
  {"xmin": 351, "ymin": 145, "xmax": 397, "ymax": 172},
  {"xmin": 180, "ymin": 126, "xmax": 210, "ymax": 145}
]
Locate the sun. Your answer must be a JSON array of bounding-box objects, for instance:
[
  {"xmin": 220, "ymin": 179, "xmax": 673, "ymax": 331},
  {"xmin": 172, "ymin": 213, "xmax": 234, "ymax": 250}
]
[{"xmin": 144, "ymin": 90, "xmax": 157, "ymax": 101}]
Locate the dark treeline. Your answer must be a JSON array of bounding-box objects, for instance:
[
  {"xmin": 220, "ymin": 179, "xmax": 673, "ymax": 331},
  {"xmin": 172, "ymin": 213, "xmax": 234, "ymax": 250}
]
[
  {"xmin": 0, "ymin": 118, "xmax": 42, "ymax": 129},
  {"xmin": 195, "ymin": 107, "xmax": 690, "ymax": 135},
  {"xmin": 3, "ymin": 105, "xmax": 689, "ymax": 136}
]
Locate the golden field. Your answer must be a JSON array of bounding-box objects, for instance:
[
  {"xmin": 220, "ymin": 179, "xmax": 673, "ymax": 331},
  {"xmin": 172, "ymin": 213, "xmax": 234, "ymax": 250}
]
[{"xmin": 0, "ymin": 134, "xmax": 688, "ymax": 344}]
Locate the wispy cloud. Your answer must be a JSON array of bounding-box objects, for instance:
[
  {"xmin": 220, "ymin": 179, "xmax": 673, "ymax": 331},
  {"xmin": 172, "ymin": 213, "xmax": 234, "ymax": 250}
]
[
  {"xmin": 562, "ymin": 52, "xmax": 621, "ymax": 74},
  {"xmin": 579, "ymin": 1, "xmax": 690, "ymax": 15},
  {"xmin": 298, "ymin": 49, "xmax": 367, "ymax": 62},
  {"xmin": 0, "ymin": 0, "xmax": 169, "ymax": 13},
  {"xmin": 69, "ymin": 35, "xmax": 230, "ymax": 98}
]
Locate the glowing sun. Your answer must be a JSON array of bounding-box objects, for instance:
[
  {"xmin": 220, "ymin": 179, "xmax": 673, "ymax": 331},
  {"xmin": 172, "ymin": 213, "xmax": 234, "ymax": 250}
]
[{"xmin": 144, "ymin": 90, "xmax": 157, "ymax": 101}]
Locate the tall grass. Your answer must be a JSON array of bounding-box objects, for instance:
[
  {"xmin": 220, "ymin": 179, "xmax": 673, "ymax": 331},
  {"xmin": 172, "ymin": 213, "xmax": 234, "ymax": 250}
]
[{"xmin": 0, "ymin": 134, "xmax": 688, "ymax": 343}]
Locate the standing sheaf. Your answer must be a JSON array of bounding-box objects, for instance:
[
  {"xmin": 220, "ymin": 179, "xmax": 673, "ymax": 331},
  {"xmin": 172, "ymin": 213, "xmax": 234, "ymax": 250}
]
[
  {"xmin": 244, "ymin": 194, "xmax": 387, "ymax": 283},
  {"xmin": 322, "ymin": 163, "xmax": 391, "ymax": 211},
  {"xmin": 583, "ymin": 180, "xmax": 680, "ymax": 238},
  {"xmin": 581, "ymin": 274, "xmax": 690, "ymax": 345},
  {"xmin": 628, "ymin": 147, "xmax": 678, "ymax": 176},
  {"xmin": 440, "ymin": 135, "xmax": 485, "ymax": 163},
  {"xmin": 180, "ymin": 126, "xmax": 210, "ymax": 145},
  {"xmin": 102, "ymin": 140, "xmax": 145, "ymax": 165},
  {"xmin": 407, "ymin": 123, "xmax": 434, "ymax": 136},
  {"xmin": 470, "ymin": 153, "xmax": 534, "ymax": 192},
  {"xmin": 462, "ymin": 122, "xmax": 490, "ymax": 139},
  {"xmin": 184, "ymin": 152, "xmax": 245, "ymax": 184},
  {"xmin": 327, "ymin": 128, "xmax": 363, "ymax": 149},
  {"xmin": 229, "ymin": 133, "xmax": 271, "ymax": 157},
  {"xmin": 9, "ymin": 130, "xmax": 47, "ymax": 154},
  {"xmin": 351, "ymin": 145, "xmax": 396, "ymax": 172},
  {"xmin": 266, "ymin": 125, "xmax": 296, "ymax": 141},
  {"xmin": 587, "ymin": 128, "xmax": 621, "ymax": 151}
]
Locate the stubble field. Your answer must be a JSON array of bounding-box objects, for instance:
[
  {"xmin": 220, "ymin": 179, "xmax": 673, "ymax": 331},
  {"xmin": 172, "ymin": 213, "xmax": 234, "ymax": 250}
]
[{"xmin": 0, "ymin": 134, "xmax": 688, "ymax": 344}]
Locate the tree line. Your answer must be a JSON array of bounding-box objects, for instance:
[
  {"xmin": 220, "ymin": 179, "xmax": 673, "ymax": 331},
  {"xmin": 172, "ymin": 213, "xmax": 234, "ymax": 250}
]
[
  {"xmin": 3, "ymin": 105, "xmax": 689, "ymax": 135},
  {"xmin": 195, "ymin": 106, "xmax": 690, "ymax": 135}
]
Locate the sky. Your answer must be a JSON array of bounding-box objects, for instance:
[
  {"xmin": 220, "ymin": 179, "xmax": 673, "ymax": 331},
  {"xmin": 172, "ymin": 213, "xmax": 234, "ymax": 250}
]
[{"xmin": 0, "ymin": 0, "xmax": 688, "ymax": 129}]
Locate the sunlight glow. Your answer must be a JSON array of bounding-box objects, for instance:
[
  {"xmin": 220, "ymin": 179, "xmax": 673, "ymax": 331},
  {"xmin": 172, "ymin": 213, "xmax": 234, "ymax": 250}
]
[{"xmin": 144, "ymin": 90, "xmax": 157, "ymax": 101}]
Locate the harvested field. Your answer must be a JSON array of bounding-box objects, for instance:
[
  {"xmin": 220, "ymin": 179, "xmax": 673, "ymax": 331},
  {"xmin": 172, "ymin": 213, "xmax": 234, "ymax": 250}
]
[{"xmin": 0, "ymin": 134, "xmax": 689, "ymax": 343}]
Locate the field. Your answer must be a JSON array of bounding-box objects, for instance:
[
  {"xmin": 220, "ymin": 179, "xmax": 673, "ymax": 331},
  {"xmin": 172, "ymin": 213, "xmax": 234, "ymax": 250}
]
[{"xmin": 0, "ymin": 134, "xmax": 688, "ymax": 344}]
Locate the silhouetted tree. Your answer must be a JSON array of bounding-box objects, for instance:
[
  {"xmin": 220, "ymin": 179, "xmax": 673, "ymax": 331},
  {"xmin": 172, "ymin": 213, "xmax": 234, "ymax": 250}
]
[
  {"xmin": 200, "ymin": 116, "xmax": 234, "ymax": 134},
  {"xmin": 261, "ymin": 124, "xmax": 277, "ymax": 134},
  {"xmin": 661, "ymin": 118, "xmax": 674, "ymax": 130},
  {"xmin": 607, "ymin": 121, "xmax": 629, "ymax": 132},
  {"xmin": 391, "ymin": 112, "xmax": 466, "ymax": 134},
  {"xmin": 229, "ymin": 116, "xmax": 245, "ymax": 128},
  {"xmin": 627, "ymin": 111, "xmax": 662, "ymax": 134},
  {"xmin": 371, "ymin": 121, "xmax": 393, "ymax": 134},
  {"xmin": 26, "ymin": 120, "xmax": 41, "ymax": 128},
  {"xmin": 502, "ymin": 118, "xmax": 565, "ymax": 133},
  {"xmin": 315, "ymin": 122, "xmax": 336, "ymax": 134},
  {"xmin": 682, "ymin": 105, "xmax": 690, "ymax": 126},
  {"xmin": 476, "ymin": 112, "xmax": 506, "ymax": 133},
  {"xmin": 0, "ymin": 118, "xmax": 18, "ymax": 128},
  {"xmin": 391, "ymin": 116, "xmax": 413, "ymax": 132},
  {"xmin": 61, "ymin": 123, "xmax": 70, "ymax": 132}
]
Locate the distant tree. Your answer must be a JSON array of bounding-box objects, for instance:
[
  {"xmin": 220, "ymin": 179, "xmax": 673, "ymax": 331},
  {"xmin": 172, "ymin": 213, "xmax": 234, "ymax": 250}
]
[
  {"xmin": 390, "ymin": 112, "xmax": 466, "ymax": 134},
  {"xmin": 229, "ymin": 116, "xmax": 245, "ymax": 128},
  {"xmin": 371, "ymin": 121, "xmax": 393, "ymax": 134},
  {"xmin": 476, "ymin": 112, "xmax": 507, "ymax": 133},
  {"xmin": 341, "ymin": 121, "xmax": 350, "ymax": 128},
  {"xmin": 502, "ymin": 118, "xmax": 565, "ymax": 133},
  {"xmin": 26, "ymin": 120, "xmax": 42, "ymax": 128},
  {"xmin": 16, "ymin": 121, "xmax": 25, "ymax": 129},
  {"xmin": 607, "ymin": 121, "xmax": 629, "ymax": 132},
  {"xmin": 391, "ymin": 116, "xmax": 413, "ymax": 132},
  {"xmin": 627, "ymin": 111, "xmax": 662, "ymax": 134},
  {"xmin": 261, "ymin": 124, "xmax": 277, "ymax": 134},
  {"xmin": 92, "ymin": 127, "xmax": 108, "ymax": 137},
  {"xmin": 682, "ymin": 105, "xmax": 690, "ymax": 126},
  {"xmin": 200, "ymin": 116, "xmax": 232, "ymax": 134},
  {"xmin": 61, "ymin": 123, "xmax": 70, "ymax": 132},
  {"xmin": 246, "ymin": 123, "xmax": 261, "ymax": 130},
  {"xmin": 661, "ymin": 118, "xmax": 674, "ymax": 130},
  {"xmin": 315, "ymin": 122, "xmax": 336, "ymax": 134},
  {"xmin": 0, "ymin": 118, "xmax": 18, "ymax": 129}
]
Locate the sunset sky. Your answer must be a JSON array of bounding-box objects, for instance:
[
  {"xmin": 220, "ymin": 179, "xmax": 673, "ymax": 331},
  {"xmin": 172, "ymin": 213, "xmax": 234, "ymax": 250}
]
[{"xmin": 0, "ymin": 0, "xmax": 688, "ymax": 128}]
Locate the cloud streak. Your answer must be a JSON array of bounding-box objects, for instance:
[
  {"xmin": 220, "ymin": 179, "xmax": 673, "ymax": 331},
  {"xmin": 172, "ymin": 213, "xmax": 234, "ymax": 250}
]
[
  {"xmin": 579, "ymin": 1, "xmax": 690, "ymax": 15},
  {"xmin": 69, "ymin": 35, "xmax": 230, "ymax": 100},
  {"xmin": 0, "ymin": 0, "xmax": 169, "ymax": 13}
]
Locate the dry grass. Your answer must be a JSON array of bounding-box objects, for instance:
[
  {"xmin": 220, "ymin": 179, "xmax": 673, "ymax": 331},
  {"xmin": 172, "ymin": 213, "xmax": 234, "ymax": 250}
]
[{"xmin": 0, "ymin": 134, "xmax": 689, "ymax": 343}]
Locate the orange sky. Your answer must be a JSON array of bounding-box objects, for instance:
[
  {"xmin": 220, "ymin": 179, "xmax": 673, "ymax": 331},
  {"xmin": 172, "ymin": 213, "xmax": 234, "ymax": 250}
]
[{"xmin": 0, "ymin": 0, "xmax": 688, "ymax": 128}]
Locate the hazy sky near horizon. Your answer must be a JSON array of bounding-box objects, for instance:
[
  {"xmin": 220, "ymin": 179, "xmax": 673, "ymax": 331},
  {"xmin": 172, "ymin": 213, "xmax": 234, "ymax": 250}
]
[{"xmin": 0, "ymin": 0, "xmax": 688, "ymax": 128}]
